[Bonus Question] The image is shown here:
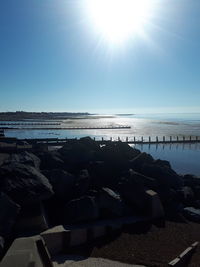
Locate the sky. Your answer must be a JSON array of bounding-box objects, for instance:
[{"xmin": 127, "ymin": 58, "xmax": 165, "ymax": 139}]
[{"xmin": 0, "ymin": 0, "xmax": 200, "ymax": 114}]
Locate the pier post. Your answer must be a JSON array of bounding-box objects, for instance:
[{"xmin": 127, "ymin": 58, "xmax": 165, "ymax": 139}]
[
  {"xmin": 170, "ymin": 136, "xmax": 172, "ymax": 142},
  {"xmin": 134, "ymin": 136, "xmax": 136, "ymax": 142},
  {"xmin": 156, "ymin": 136, "xmax": 158, "ymax": 143},
  {"xmin": 126, "ymin": 137, "xmax": 128, "ymax": 142},
  {"xmin": 102, "ymin": 137, "xmax": 104, "ymax": 141},
  {"xmin": 141, "ymin": 136, "xmax": 144, "ymax": 142},
  {"xmin": 93, "ymin": 137, "xmax": 95, "ymax": 141},
  {"xmin": 177, "ymin": 136, "xmax": 179, "ymax": 141},
  {"xmin": 149, "ymin": 136, "xmax": 151, "ymax": 142},
  {"xmin": 196, "ymin": 136, "xmax": 198, "ymax": 141},
  {"xmin": 118, "ymin": 136, "xmax": 120, "ymax": 141},
  {"xmin": 183, "ymin": 136, "xmax": 185, "ymax": 141},
  {"xmin": 190, "ymin": 136, "xmax": 192, "ymax": 141},
  {"xmin": 110, "ymin": 137, "xmax": 112, "ymax": 141},
  {"xmin": 163, "ymin": 136, "xmax": 165, "ymax": 142}
]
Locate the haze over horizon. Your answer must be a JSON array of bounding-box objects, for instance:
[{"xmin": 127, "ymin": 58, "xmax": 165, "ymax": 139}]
[{"xmin": 1, "ymin": 0, "xmax": 200, "ymax": 114}]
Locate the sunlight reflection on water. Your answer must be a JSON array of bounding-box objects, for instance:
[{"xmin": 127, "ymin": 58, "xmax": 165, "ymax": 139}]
[{"xmin": 2, "ymin": 114, "xmax": 200, "ymax": 176}]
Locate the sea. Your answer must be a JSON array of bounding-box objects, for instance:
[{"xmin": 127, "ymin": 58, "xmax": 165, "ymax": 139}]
[{"xmin": 1, "ymin": 113, "xmax": 200, "ymax": 176}]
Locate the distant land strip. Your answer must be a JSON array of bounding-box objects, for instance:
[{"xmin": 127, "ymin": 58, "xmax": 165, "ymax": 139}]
[
  {"xmin": 0, "ymin": 123, "xmax": 61, "ymax": 126},
  {"xmin": 1, "ymin": 126, "xmax": 131, "ymax": 130}
]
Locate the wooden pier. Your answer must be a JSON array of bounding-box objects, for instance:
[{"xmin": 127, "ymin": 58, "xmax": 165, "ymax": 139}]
[
  {"xmin": 16, "ymin": 135, "xmax": 200, "ymax": 146},
  {"xmin": 0, "ymin": 135, "xmax": 200, "ymax": 153}
]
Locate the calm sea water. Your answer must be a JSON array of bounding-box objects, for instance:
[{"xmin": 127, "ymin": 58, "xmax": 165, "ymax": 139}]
[{"xmin": 1, "ymin": 113, "xmax": 200, "ymax": 176}]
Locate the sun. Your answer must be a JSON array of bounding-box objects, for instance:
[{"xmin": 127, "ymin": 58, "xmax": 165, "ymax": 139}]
[{"xmin": 84, "ymin": 0, "xmax": 155, "ymax": 45}]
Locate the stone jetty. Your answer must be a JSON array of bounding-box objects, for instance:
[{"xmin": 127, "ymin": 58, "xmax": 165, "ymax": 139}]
[{"xmin": 0, "ymin": 137, "xmax": 200, "ymax": 266}]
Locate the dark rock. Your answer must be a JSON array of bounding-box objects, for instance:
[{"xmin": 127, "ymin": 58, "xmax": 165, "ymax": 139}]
[
  {"xmin": 33, "ymin": 143, "xmax": 48, "ymax": 152},
  {"xmin": 6, "ymin": 151, "xmax": 41, "ymax": 169},
  {"xmin": 98, "ymin": 187, "xmax": 130, "ymax": 217},
  {"xmin": 182, "ymin": 186, "xmax": 195, "ymax": 206},
  {"xmin": 89, "ymin": 142, "xmax": 138, "ymax": 186},
  {"xmin": 129, "ymin": 169, "xmax": 157, "ymax": 190},
  {"xmin": 43, "ymin": 169, "xmax": 76, "ymax": 201},
  {"xmin": 117, "ymin": 170, "xmax": 149, "ymax": 213},
  {"xmin": 183, "ymin": 207, "xmax": 200, "ymax": 222},
  {"xmin": 163, "ymin": 189, "xmax": 184, "ymax": 216},
  {"xmin": 100, "ymin": 142, "xmax": 139, "ymax": 168},
  {"xmin": 183, "ymin": 174, "xmax": 200, "ymax": 187},
  {"xmin": 59, "ymin": 138, "xmax": 100, "ymax": 166},
  {"xmin": 16, "ymin": 140, "xmax": 30, "ymax": 146},
  {"xmin": 129, "ymin": 152, "xmax": 154, "ymax": 172},
  {"xmin": 64, "ymin": 196, "xmax": 99, "ymax": 223},
  {"xmin": 38, "ymin": 151, "xmax": 65, "ymax": 170},
  {"xmin": 75, "ymin": 169, "xmax": 90, "ymax": 197},
  {"xmin": 79, "ymin": 136, "xmax": 100, "ymax": 151},
  {"xmin": 0, "ymin": 192, "xmax": 20, "ymax": 238},
  {"xmin": 14, "ymin": 203, "xmax": 49, "ymax": 235},
  {"xmin": 88, "ymin": 161, "xmax": 108, "ymax": 187},
  {"xmin": 193, "ymin": 200, "xmax": 200, "ymax": 209},
  {"xmin": 154, "ymin": 159, "xmax": 171, "ymax": 168},
  {"xmin": 0, "ymin": 162, "xmax": 54, "ymax": 205},
  {"xmin": 193, "ymin": 186, "xmax": 200, "ymax": 200},
  {"xmin": 141, "ymin": 163, "xmax": 183, "ymax": 190}
]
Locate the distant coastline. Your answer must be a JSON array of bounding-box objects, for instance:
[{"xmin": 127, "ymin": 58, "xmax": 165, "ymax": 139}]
[{"xmin": 0, "ymin": 111, "xmax": 91, "ymax": 121}]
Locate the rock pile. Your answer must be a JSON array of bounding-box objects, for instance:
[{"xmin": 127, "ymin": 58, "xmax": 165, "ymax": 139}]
[{"xmin": 0, "ymin": 137, "xmax": 199, "ymax": 258}]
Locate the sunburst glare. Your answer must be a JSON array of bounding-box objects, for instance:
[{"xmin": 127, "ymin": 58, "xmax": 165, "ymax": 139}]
[{"xmin": 83, "ymin": 0, "xmax": 156, "ymax": 46}]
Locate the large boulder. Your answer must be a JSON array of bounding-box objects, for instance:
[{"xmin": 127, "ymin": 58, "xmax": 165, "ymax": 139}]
[
  {"xmin": 0, "ymin": 162, "xmax": 54, "ymax": 205},
  {"xmin": 59, "ymin": 138, "xmax": 100, "ymax": 166},
  {"xmin": 117, "ymin": 170, "xmax": 149, "ymax": 213},
  {"xmin": 154, "ymin": 159, "xmax": 171, "ymax": 169},
  {"xmin": 64, "ymin": 196, "xmax": 99, "ymax": 223},
  {"xmin": 75, "ymin": 169, "xmax": 91, "ymax": 197},
  {"xmin": 183, "ymin": 207, "xmax": 200, "ymax": 222},
  {"xmin": 0, "ymin": 192, "xmax": 20, "ymax": 238},
  {"xmin": 141, "ymin": 162, "xmax": 183, "ymax": 190},
  {"xmin": 6, "ymin": 151, "xmax": 41, "ymax": 169},
  {"xmin": 43, "ymin": 169, "xmax": 76, "ymax": 201},
  {"xmin": 182, "ymin": 186, "xmax": 195, "ymax": 206},
  {"xmin": 98, "ymin": 187, "xmax": 130, "ymax": 217},
  {"xmin": 129, "ymin": 152, "xmax": 154, "ymax": 172},
  {"xmin": 38, "ymin": 151, "xmax": 65, "ymax": 170},
  {"xmin": 100, "ymin": 142, "xmax": 139, "ymax": 171},
  {"xmin": 183, "ymin": 174, "xmax": 200, "ymax": 187},
  {"xmin": 79, "ymin": 136, "xmax": 100, "ymax": 151}
]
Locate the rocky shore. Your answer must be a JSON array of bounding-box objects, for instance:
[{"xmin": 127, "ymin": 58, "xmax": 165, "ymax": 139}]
[{"xmin": 0, "ymin": 137, "xmax": 200, "ymax": 262}]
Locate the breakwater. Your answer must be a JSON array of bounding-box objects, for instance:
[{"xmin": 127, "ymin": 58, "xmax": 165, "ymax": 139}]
[{"xmin": 15, "ymin": 135, "xmax": 200, "ymax": 145}]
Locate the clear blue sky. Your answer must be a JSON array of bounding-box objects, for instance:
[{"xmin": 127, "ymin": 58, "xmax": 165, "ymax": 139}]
[{"xmin": 0, "ymin": 0, "xmax": 200, "ymax": 114}]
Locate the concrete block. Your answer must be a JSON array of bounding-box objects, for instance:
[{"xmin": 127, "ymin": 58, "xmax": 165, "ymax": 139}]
[
  {"xmin": 40, "ymin": 226, "xmax": 67, "ymax": 255},
  {"xmin": 146, "ymin": 190, "xmax": 165, "ymax": 218},
  {"xmin": 70, "ymin": 228, "xmax": 87, "ymax": 247},
  {"xmin": 15, "ymin": 203, "xmax": 48, "ymax": 234},
  {"xmin": 0, "ymin": 236, "xmax": 52, "ymax": 267}
]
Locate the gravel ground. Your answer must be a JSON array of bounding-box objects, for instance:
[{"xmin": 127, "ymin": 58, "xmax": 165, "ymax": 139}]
[{"xmin": 87, "ymin": 221, "xmax": 200, "ymax": 267}]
